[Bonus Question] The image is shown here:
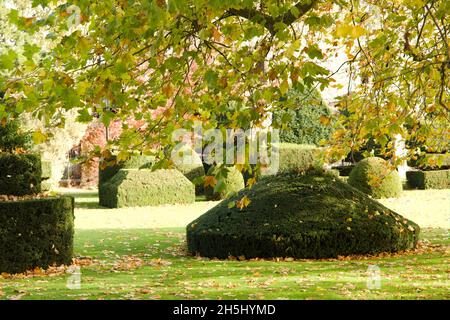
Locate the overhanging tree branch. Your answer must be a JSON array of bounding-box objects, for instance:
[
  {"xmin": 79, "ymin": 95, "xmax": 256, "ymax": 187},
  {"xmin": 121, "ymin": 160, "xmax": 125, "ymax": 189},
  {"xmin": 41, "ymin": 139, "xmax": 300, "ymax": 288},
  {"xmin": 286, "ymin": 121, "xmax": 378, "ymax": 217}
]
[{"xmin": 223, "ymin": 1, "xmax": 318, "ymax": 35}]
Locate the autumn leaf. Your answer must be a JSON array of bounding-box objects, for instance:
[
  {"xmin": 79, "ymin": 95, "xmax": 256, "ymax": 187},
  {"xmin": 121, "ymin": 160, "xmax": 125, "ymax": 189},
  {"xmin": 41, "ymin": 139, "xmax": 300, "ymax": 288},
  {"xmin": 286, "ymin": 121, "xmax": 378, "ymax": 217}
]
[
  {"xmin": 204, "ymin": 175, "xmax": 217, "ymax": 188},
  {"xmin": 236, "ymin": 195, "xmax": 251, "ymax": 210}
]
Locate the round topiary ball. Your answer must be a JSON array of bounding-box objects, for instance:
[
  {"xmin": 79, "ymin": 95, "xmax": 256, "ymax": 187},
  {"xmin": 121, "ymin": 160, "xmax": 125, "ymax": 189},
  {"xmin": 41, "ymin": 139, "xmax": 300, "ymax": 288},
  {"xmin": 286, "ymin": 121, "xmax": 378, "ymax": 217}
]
[
  {"xmin": 204, "ymin": 166, "xmax": 245, "ymax": 200},
  {"xmin": 187, "ymin": 173, "xmax": 419, "ymax": 259},
  {"xmin": 348, "ymin": 157, "xmax": 402, "ymax": 198}
]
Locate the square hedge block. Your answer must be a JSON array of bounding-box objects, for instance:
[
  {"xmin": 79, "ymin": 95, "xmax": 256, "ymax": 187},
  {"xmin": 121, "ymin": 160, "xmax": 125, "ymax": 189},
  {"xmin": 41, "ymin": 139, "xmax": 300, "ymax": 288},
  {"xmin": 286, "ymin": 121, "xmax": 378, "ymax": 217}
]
[
  {"xmin": 99, "ymin": 169, "xmax": 195, "ymax": 208},
  {"xmin": 406, "ymin": 170, "xmax": 450, "ymax": 189}
]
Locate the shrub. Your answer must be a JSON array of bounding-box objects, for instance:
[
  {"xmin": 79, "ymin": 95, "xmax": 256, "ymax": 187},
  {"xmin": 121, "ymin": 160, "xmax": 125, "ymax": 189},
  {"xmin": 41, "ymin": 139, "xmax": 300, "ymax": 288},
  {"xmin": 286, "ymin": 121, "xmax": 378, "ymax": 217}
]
[
  {"xmin": 0, "ymin": 119, "xmax": 32, "ymax": 153},
  {"xmin": 406, "ymin": 170, "xmax": 450, "ymax": 189},
  {"xmin": 205, "ymin": 166, "xmax": 245, "ymax": 200},
  {"xmin": 348, "ymin": 157, "xmax": 402, "ymax": 198},
  {"xmin": 99, "ymin": 169, "xmax": 195, "ymax": 208},
  {"xmin": 0, "ymin": 153, "xmax": 42, "ymax": 195},
  {"xmin": 272, "ymin": 90, "xmax": 333, "ymax": 146},
  {"xmin": 187, "ymin": 173, "xmax": 419, "ymax": 259},
  {"xmin": 264, "ymin": 143, "xmax": 324, "ymax": 175},
  {"xmin": 98, "ymin": 155, "xmax": 154, "ymax": 186},
  {"xmin": 0, "ymin": 196, "xmax": 74, "ymax": 274}
]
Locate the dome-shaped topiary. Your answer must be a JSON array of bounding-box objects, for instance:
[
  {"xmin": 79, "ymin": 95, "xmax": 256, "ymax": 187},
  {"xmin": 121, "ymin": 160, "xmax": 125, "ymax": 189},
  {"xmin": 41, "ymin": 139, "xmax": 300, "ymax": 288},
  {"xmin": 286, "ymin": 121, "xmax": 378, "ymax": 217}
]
[
  {"xmin": 187, "ymin": 173, "xmax": 419, "ymax": 259},
  {"xmin": 348, "ymin": 157, "xmax": 402, "ymax": 198},
  {"xmin": 204, "ymin": 166, "xmax": 245, "ymax": 200}
]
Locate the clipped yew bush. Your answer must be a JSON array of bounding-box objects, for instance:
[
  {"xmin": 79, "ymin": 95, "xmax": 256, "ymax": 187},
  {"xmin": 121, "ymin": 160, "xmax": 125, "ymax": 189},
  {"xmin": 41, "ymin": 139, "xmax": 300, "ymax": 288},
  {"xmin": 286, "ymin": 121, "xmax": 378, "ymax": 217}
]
[
  {"xmin": 0, "ymin": 153, "xmax": 42, "ymax": 195},
  {"xmin": 204, "ymin": 166, "xmax": 245, "ymax": 200},
  {"xmin": 98, "ymin": 154, "xmax": 155, "ymax": 186},
  {"xmin": 0, "ymin": 196, "xmax": 75, "ymax": 274},
  {"xmin": 99, "ymin": 169, "xmax": 195, "ymax": 208},
  {"xmin": 348, "ymin": 157, "xmax": 402, "ymax": 198},
  {"xmin": 264, "ymin": 143, "xmax": 324, "ymax": 176},
  {"xmin": 406, "ymin": 170, "xmax": 450, "ymax": 189},
  {"xmin": 187, "ymin": 173, "xmax": 420, "ymax": 259}
]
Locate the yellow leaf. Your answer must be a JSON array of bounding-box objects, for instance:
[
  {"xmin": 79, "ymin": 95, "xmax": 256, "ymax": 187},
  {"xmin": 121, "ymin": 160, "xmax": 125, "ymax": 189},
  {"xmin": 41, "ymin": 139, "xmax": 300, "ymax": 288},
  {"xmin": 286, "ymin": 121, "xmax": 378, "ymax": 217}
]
[
  {"xmin": 320, "ymin": 115, "xmax": 331, "ymax": 125},
  {"xmin": 32, "ymin": 130, "xmax": 47, "ymax": 144},
  {"xmin": 236, "ymin": 195, "xmax": 251, "ymax": 210}
]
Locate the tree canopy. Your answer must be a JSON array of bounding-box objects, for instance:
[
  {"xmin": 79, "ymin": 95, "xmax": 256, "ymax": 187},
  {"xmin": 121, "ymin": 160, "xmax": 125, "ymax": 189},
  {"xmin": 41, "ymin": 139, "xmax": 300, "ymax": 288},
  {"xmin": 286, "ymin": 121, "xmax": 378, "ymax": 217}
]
[{"xmin": 0, "ymin": 0, "xmax": 448, "ymax": 166}]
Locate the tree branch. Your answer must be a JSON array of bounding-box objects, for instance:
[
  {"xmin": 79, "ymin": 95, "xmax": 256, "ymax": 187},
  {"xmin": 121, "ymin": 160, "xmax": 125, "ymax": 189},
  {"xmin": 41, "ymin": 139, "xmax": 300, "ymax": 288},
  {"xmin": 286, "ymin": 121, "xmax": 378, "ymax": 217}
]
[{"xmin": 223, "ymin": 1, "xmax": 318, "ymax": 35}]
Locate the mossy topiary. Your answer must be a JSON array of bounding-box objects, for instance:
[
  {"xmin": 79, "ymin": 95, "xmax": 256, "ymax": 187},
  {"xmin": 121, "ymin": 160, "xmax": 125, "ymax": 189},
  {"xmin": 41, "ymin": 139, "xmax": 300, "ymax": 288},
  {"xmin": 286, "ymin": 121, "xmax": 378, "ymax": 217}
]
[
  {"xmin": 99, "ymin": 169, "xmax": 195, "ymax": 208},
  {"xmin": 187, "ymin": 173, "xmax": 420, "ymax": 259},
  {"xmin": 204, "ymin": 166, "xmax": 245, "ymax": 200},
  {"xmin": 0, "ymin": 196, "xmax": 74, "ymax": 274},
  {"xmin": 348, "ymin": 157, "xmax": 402, "ymax": 199}
]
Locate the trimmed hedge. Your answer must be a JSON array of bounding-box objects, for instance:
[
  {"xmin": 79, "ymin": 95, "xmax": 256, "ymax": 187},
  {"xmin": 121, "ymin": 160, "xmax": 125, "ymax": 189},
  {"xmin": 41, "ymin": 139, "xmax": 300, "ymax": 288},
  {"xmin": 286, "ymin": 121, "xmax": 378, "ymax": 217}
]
[
  {"xmin": 99, "ymin": 169, "xmax": 195, "ymax": 208},
  {"xmin": 98, "ymin": 155, "xmax": 155, "ymax": 186},
  {"xmin": 265, "ymin": 143, "xmax": 324, "ymax": 175},
  {"xmin": 0, "ymin": 153, "xmax": 42, "ymax": 196},
  {"xmin": 205, "ymin": 166, "xmax": 245, "ymax": 200},
  {"xmin": 348, "ymin": 157, "xmax": 402, "ymax": 198},
  {"xmin": 0, "ymin": 196, "xmax": 74, "ymax": 274},
  {"xmin": 187, "ymin": 173, "xmax": 420, "ymax": 259},
  {"xmin": 406, "ymin": 170, "xmax": 450, "ymax": 189}
]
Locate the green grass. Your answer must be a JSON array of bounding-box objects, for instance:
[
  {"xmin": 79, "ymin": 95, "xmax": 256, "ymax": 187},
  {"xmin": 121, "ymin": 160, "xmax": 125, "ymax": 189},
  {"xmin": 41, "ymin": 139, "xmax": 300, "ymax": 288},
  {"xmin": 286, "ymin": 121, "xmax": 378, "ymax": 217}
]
[{"xmin": 0, "ymin": 228, "xmax": 448, "ymax": 300}]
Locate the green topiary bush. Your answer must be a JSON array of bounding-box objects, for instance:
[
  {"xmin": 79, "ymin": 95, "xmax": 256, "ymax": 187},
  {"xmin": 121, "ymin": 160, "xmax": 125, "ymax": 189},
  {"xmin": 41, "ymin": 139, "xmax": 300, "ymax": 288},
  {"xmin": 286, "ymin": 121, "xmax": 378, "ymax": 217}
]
[
  {"xmin": 187, "ymin": 173, "xmax": 420, "ymax": 259},
  {"xmin": 0, "ymin": 153, "xmax": 42, "ymax": 195},
  {"xmin": 0, "ymin": 196, "xmax": 75, "ymax": 274},
  {"xmin": 98, "ymin": 154, "xmax": 155, "ymax": 186},
  {"xmin": 99, "ymin": 169, "xmax": 195, "ymax": 208},
  {"xmin": 204, "ymin": 166, "xmax": 245, "ymax": 200},
  {"xmin": 272, "ymin": 90, "xmax": 333, "ymax": 146},
  {"xmin": 406, "ymin": 170, "xmax": 450, "ymax": 189},
  {"xmin": 264, "ymin": 143, "xmax": 324, "ymax": 175},
  {"xmin": 0, "ymin": 119, "xmax": 32, "ymax": 153},
  {"xmin": 348, "ymin": 157, "xmax": 402, "ymax": 199}
]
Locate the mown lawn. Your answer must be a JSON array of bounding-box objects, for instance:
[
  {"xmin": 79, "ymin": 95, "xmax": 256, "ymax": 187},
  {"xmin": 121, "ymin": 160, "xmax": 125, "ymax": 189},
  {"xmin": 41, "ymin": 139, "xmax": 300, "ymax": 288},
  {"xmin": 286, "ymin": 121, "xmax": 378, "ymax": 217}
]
[{"xmin": 0, "ymin": 227, "xmax": 448, "ymax": 300}]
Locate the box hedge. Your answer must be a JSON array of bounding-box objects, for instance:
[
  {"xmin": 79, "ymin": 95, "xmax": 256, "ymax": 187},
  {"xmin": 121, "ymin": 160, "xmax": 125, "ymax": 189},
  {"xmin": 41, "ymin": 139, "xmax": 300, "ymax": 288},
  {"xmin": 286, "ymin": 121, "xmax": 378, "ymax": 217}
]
[
  {"xmin": 98, "ymin": 155, "xmax": 155, "ymax": 186},
  {"xmin": 0, "ymin": 196, "xmax": 74, "ymax": 274},
  {"xmin": 348, "ymin": 157, "xmax": 402, "ymax": 198},
  {"xmin": 0, "ymin": 153, "xmax": 42, "ymax": 196},
  {"xmin": 264, "ymin": 143, "xmax": 324, "ymax": 175},
  {"xmin": 187, "ymin": 172, "xmax": 419, "ymax": 259},
  {"xmin": 99, "ymin": 169, "xmax": 195, "ymax": 208},
  {"xmin": 406, "ymin": 170, "xmax": 450, "ymax": 189},
  {"xmin": 205, "ymin": 166, "xmax": 245, "ymax": 200}
]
